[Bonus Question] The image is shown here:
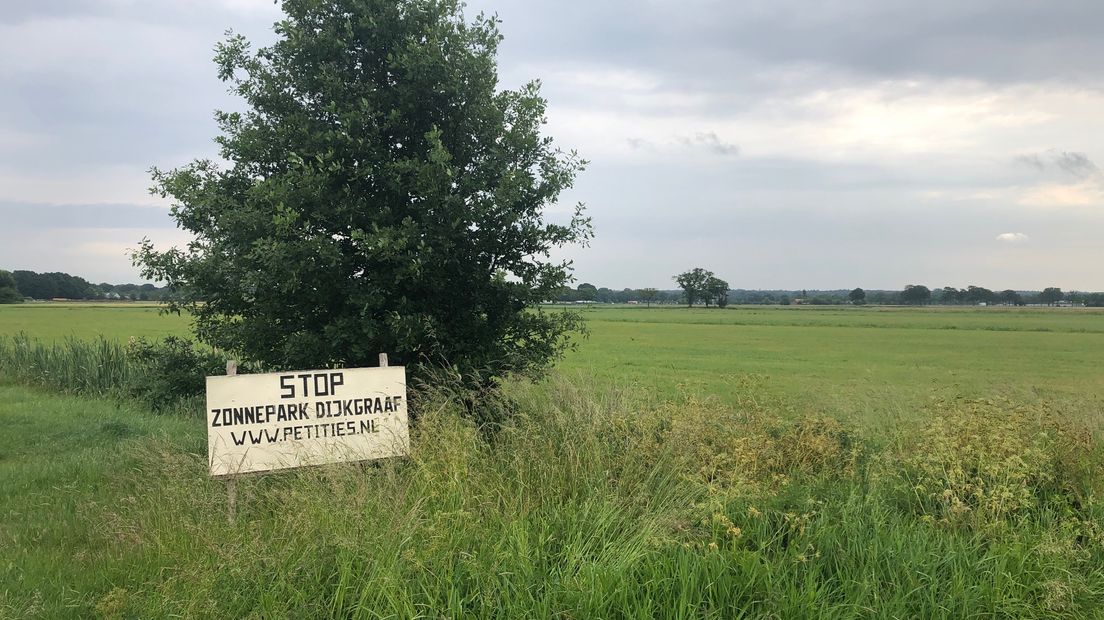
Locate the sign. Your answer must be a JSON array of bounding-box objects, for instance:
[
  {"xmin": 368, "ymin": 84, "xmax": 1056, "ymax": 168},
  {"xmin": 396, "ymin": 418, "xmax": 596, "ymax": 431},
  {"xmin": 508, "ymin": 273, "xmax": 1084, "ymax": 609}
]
[{"xmin": 206, "ymin": 366, "xmax": 409, "ymax": 476}]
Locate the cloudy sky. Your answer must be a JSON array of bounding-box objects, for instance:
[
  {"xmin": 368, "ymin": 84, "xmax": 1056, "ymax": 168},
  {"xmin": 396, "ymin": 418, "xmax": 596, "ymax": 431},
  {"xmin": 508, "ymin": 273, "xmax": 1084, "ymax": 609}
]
[{"xmin": 3, "ymin": 0, "xmax": 1104, "ymax": 290}]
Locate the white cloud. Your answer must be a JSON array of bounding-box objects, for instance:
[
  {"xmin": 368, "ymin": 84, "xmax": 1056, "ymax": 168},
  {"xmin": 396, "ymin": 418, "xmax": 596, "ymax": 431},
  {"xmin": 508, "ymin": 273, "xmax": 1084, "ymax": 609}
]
[{"xmin": 995, "ymin": 232, "xmax": 1029, "ymax": 243}]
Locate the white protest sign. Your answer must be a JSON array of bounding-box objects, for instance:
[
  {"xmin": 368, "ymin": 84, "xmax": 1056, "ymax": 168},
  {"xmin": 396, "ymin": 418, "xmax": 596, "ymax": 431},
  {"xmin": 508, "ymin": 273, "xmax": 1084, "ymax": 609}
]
[{"xmin": 206, "ymin": 366, "xmax": 409, "ymax": 476}]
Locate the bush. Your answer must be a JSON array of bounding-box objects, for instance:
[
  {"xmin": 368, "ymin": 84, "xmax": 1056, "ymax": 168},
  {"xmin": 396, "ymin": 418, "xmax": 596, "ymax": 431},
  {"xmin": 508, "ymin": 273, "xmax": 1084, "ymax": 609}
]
[{"xmin": 125, "ymin": 336, "xmax": 227, "ymax": 412}]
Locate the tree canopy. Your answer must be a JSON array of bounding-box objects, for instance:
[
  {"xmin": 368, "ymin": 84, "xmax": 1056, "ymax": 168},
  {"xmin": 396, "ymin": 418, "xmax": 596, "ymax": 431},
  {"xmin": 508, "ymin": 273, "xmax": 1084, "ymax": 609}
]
[
  {"xmin": 1039, "ymin": 287, "xmax": 1064, "ymax": 305},
  {"xmin": 134, "ymin": 0, "xmax": 591, "ymax": 389},
  {"xmin": 706, "ymin": 276, "xmax": 729, "ymax": 308},
  {"xmin": 0, "ymin": 270, "xmax": 22, "ymax": 304},
  {"xmin": 674, "ymin": 268, "xmax": 713, "ymax": 307},
  {"xmin": 673, "ymin": 268, "xmax": 729, "ymax": 307},
  {"xmin": 900, "ymin": 284, "xmax": 931, "ymax": 305}
]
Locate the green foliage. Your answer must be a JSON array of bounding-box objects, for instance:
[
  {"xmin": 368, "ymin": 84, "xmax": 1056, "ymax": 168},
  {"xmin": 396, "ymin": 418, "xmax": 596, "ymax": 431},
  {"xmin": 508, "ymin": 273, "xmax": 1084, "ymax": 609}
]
[
  {"xmin": 0, "ymin": 270, "xmax": 21, "ymax": 304},
  {"xmin": 1000, "ymin": 289, "xmax": 1023, "ymax": 305},
  {"xmin": 12, "ymin": 269, "xmax": 94, "ymax": 300},
  {"xmin": 1040, "ymin": 287, "xmax": 1065, "ymax": 305},
  {"xmin": 125, "ymin": 337, "xmax": 227, "ymax": 411},
  {"xmin": 965, "ymin": 284, "xmax": 995, "ymax": 305},
  {"xmin": 134, "ymin": 0, "xmax": 590, "ymax": 394},
  {"xmin": 0, "ymin": 288, "xmax": 21, "ymax": 304},
  {"xmin": 706, "ymin": 275, "xmax": 729, "ymax": 308},
  {"xmin": 848, "ymin": 287, "xmax": 865, "ymax": 304},
  {"xmin": 901, "ymin": 284, "xmax": 932, "ymax": 305},
  {"xmin": 674, "ymin": 267, "xmax": 715, "ymax": 307}
]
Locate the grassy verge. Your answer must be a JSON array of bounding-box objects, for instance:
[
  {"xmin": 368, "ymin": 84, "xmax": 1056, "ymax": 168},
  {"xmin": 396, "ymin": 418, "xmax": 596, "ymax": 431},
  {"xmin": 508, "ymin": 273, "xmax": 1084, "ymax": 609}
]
[
  {"xmin": 0, "ymin": 385, "xmax": 203, "ymax": 617},
  {"xmin": 3, "ymin": 372, "xmax": 1103, "ymax": 618}
]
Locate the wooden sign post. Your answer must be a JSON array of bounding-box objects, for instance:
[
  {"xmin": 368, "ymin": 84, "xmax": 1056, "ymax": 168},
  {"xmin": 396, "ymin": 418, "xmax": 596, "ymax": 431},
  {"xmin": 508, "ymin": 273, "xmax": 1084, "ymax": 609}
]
[{"xmin": 225, "ymin": 360, "xmax": 238, "ymax": 523}]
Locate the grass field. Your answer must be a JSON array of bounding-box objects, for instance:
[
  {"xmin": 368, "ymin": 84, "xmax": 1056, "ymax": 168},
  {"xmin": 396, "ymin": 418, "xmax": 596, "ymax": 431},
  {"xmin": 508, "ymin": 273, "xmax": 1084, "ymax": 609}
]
[
  {"xmin": 0, "ymin": 303, "xmax": 191, "ymax": 342},
  {"xmin": 2, "ymin": 303, "xmax": 1104, "ymax": 617},
  {"xmin": 5, "ymin": 303, "xmax": 1103, "ymax": 408},
  {"xmin": 561, "ymin": 306, "xmax": 1104, "ymax": 419}
]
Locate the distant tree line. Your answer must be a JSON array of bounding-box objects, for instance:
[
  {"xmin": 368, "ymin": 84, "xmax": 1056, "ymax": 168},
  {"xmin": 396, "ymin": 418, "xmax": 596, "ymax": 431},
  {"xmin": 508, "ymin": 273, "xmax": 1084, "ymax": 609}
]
[
  {"xmin": 892, "ymin": 285, "xmax": 1100, "ymax": 307},
  {"xmin": 0, "ymin": 269, "xmax": 170, "ymax": 302},
  {"xmin": 550, "ymin": 282, "xmax": 1104, "ymax": 308},
  {"xmin": 554, "ymin": 283, "xmax": 682, "ymax": 305},
  {"xmin": 4, "ymin": 267, "xmax": 1102, "ymax": 308}
]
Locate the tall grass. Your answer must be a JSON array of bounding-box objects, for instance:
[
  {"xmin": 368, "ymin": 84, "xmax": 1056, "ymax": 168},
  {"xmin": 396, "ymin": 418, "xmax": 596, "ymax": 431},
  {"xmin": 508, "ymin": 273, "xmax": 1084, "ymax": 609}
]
[
  {"xmin": 3, "ymin": 340, "xmax": 1104, "ymax": 617},
  {"xmin": 0, "ymin": 333, "xmax": 131, "ymax": 396},
  {"xmin": 2, "ymin": 377, "xmax": 1095, "ymax": 617},
  {"xmin": 0, "ymin": 333, "xmax": 227, "ymax": 414}
]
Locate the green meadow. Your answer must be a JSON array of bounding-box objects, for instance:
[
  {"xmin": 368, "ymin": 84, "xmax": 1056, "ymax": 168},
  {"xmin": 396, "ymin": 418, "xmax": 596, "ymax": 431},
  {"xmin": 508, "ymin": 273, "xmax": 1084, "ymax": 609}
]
[
  {"xmin": 2, "ymin": 303, "xmax": 1104, "ymax": 617},
  {"xmin": 0, "ymin": 303, "xmax": 191, "ymax": 342},
  {"xmin": 6, "ymin": 303, "xmax": 1104, "ymax": 406},
  {"xmin": 563, "ymin": 306, "xmax": 1104, "ymax": 417}
]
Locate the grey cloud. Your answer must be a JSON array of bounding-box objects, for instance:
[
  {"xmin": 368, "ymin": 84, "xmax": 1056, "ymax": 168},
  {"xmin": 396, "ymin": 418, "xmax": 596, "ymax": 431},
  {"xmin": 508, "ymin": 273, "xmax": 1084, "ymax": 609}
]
[
  {"xmin": 1014, "ymin": 154, "xmax": 1046, "ymax": 171},
  {"xmin": 1014, "ymin": 150, "xmax": 1098, "ymax": 178},
  {"xmin": 479, "ymin": 0, "xmax": 1104, "ymax": 100},
  {"xmin": 1054, "ymin": 152, "xmax": 1097, "ymax": 178},
  {"xmin": 679, "ymin": 132, "xmax": 740, "ymax": 156}
]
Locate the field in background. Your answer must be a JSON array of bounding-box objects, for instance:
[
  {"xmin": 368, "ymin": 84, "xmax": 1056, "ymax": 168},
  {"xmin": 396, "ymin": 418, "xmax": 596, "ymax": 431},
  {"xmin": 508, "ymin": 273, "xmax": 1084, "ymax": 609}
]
[
  {"xmin": 0, "ymin": 303, "xmax": 190, "ymax": 341},
  {"xmin": 4, "ymin": 303, "xmax": 1102, "ymax": 408},
  {"xmin": 560, "ymin": 306, "xmax": 1104, "ymax": 420}
]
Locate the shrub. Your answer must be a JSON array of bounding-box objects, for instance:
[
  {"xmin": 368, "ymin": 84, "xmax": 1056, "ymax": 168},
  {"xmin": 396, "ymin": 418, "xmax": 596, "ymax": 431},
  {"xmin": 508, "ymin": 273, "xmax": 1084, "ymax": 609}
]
[{"xmin": 125, "ymin": 336, "xmax": 227, "ymax": 412}]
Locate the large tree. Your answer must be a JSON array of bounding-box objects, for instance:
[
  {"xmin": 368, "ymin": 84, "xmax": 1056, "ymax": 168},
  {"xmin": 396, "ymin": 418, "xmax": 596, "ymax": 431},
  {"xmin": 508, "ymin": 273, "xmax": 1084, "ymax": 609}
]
[
  {"xmin": 134, "ymin": 0, "xmax": 591, "ymax": 390},
  {"xmin": 1039, "ymin": 287, "xmax": 1064, "ymax": 306},
  {"xmin": 965, "ymin": 285, "xmax": 995, "ymax": 305},
  {"xmin": 0, "ymin": 270, "xmax": 22, "ymax": 304},
  {"xmin": 900, "ymin": 284, "xmax": 931, "ymax": 305},
  {"xmin": 674, "ymin": 268, "xmax": 714, "ymax": 307},
  {"xmin": 13, "ymin": 270, "xmax": 57, "ymax": 300},
  {"xmin": 939, "ymin": 287, "xmax": 962, "ymax": 305},
  {"xmin": 706, "ymin": 276, "xmax": 729, "ymax": 308}
]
